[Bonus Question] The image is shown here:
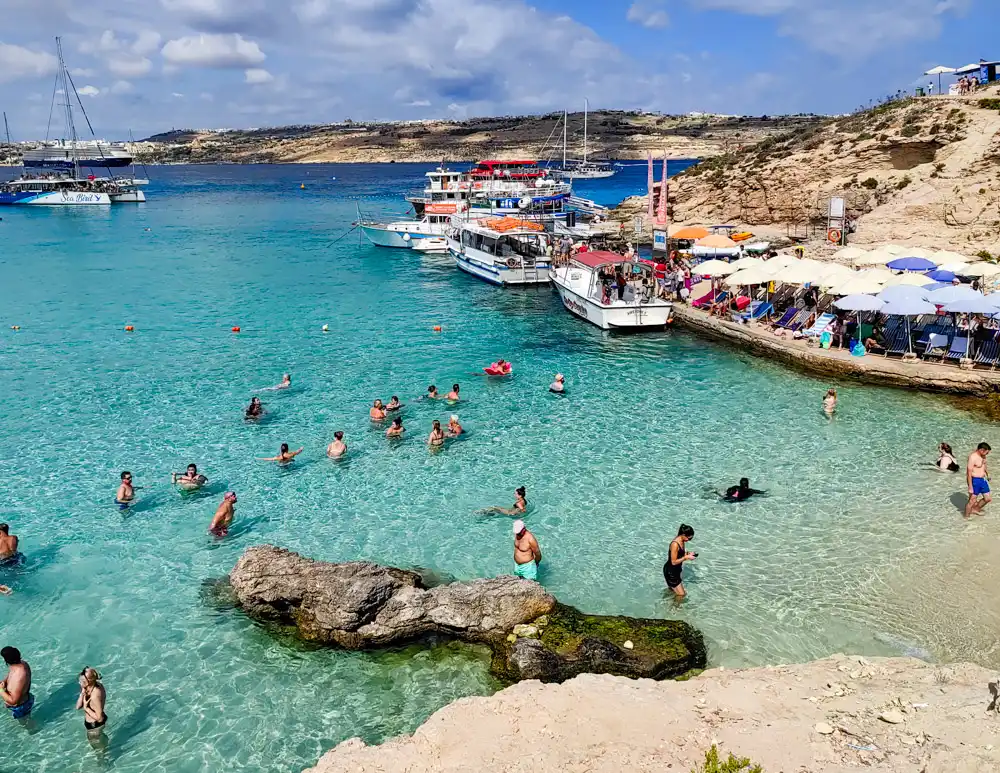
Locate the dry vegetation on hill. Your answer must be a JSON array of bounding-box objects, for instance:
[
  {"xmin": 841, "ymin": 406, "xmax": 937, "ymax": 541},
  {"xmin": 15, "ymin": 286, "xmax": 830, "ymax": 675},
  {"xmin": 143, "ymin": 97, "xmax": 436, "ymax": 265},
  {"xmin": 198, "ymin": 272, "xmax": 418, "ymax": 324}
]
[
  {"xmin": 665, "ymin": 86, "xmax": 1000, "ymax": 254},
  {"xmin": 139, "ymin": 111, "xmax": 822, "ymax": 165}
]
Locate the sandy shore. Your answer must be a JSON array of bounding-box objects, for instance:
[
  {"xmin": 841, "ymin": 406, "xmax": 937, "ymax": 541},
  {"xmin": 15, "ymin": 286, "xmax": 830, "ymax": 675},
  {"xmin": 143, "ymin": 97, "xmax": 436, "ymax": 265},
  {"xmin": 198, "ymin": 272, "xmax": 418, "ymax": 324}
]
[{"xmin": 307, "ymin": 655, "xmax": 999, "ymax": 773}]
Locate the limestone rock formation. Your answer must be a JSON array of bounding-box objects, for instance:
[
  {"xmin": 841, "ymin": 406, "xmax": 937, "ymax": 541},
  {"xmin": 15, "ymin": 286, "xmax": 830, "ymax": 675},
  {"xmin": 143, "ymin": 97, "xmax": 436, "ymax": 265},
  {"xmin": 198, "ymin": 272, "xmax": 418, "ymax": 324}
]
[{"xmin": 229, "ymin": 545, "xmax": 707, "ymax": 683}]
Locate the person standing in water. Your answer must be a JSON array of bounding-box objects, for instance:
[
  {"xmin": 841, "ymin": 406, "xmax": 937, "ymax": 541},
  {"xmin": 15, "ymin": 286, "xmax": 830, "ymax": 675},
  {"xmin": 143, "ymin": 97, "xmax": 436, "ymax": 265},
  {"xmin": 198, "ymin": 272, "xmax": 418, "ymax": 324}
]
[
  {"xmin": 0, "ymin": 646, "xmax": 32, "ymax": 720},
  {"xmin": 424, "ymin": 385, "xmax": 440, "ymax": 400},
  {"xmin": 446, "ymin": 415, "xmax": 463, "ymax": 437},
  {"xmin": 512, "ymin": 520, "xmax": 541, "ymax": 580},
  {"xmin": 259, "ymin": 443, "xmax": 303, "ymax": 464},
  {"xmin": 327, "ymin": 431, "xmax": 347, "ymax": 458},
  {"xmin": 0, "ymin": 524, "xmax": 20, "ymax": 565},
  {"xmin": 386, "ymin": 417, "xmax": 405, "ymax": 438},
  {"xmin": 549, "ymin": 374, "xmax": 565, "ymax": 393},
  {"xmin": 663, "ymin": 524, "xmax": 696, "ymax": 597},
  {"xmin": 965, "ymin": 442, "xmax": 992, "ymax": 518},
  {"xmin": 386, "ymin": 396, "xmax": 403, "ymax": 412},
  {"xmin": 482, "ymin": 486, "xmax": 527, "ymax": 516},
  {"xmin": 172, "ymin": 464, "xmax": 208, "ymax": 490},
  {"xmin": 428, "ymin": 420, "xmax": 446, "ymax": 447},
  {"xmin": 370, "ymin": 400, "xmax": 387, "ymax": 421},
  {"xmin": 245, "ymin": 397, "xmax": 264, "ymax": 420},
  {"xmin": 115, "ymin": 471, "xmax": 135, "ymax": 510},
  {"xmin": 208, "ymin": 492, "xmax": 237, "ymax": 537},
  {"xmin": 823, "ymin": 389, "xmax": 837, "ymax": 416},
  {"xmin": 76, "ymin": 667, "xmax": 107, "ymax": 738},
  {"xmin": 445, "ymin": 384, "xmax": 460, "ymax": 401}
]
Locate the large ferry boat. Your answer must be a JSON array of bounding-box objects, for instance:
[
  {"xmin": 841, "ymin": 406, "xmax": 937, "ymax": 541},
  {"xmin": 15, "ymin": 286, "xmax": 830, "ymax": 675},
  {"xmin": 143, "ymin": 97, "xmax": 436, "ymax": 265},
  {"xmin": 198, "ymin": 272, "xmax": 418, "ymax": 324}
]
[
  {"xmin": 22, "ymin": 139, "xmax": 133, "ymax": 170},
  {"xmin": 446, "ymin": 217, "xmax": 553, "ymax": 286}
]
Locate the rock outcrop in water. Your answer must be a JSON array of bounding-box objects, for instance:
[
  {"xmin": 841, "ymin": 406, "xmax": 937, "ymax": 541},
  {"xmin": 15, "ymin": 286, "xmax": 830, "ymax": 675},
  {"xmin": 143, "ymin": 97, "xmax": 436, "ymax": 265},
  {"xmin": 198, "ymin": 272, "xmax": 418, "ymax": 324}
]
[{"xmin": 229, "ymin": 545, "xmax": 706, "ymax": 683}]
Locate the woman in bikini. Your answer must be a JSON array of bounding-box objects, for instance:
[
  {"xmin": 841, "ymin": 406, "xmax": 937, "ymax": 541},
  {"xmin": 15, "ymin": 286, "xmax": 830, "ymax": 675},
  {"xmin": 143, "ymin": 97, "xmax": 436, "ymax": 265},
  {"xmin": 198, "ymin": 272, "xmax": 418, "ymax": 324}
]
[{"xmin": 76, "ymin": 667, "xmax": 107, "ymax": 739}]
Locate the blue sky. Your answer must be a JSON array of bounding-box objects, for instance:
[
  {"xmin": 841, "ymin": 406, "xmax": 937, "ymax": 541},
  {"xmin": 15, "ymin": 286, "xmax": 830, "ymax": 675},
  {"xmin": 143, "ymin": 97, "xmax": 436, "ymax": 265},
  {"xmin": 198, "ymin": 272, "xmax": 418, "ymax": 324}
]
[{"xmin": 0, "ymin": 0, "xmax": 993, "ymax": 138}]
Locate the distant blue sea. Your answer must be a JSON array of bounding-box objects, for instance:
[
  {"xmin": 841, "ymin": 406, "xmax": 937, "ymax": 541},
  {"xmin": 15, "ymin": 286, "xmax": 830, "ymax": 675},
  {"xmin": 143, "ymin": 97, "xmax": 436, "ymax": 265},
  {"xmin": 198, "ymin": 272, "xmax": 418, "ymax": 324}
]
[{"xmin": 0, "ymin": 162, "xmax": 996, "ymax": 773}]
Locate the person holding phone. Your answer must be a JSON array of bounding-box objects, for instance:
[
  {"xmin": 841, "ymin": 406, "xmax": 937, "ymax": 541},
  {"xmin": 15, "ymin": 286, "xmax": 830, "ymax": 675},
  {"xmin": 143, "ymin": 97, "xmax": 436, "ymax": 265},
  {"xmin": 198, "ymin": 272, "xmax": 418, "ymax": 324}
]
[{"xmin": 663, "ymin": 524, "xmax": 696, "ymax": 597}]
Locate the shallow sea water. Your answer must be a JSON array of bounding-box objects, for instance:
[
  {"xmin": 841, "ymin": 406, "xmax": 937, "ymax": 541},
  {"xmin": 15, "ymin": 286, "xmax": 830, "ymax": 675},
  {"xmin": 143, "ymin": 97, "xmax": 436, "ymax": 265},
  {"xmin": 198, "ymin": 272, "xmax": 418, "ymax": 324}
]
[{"xmin": 1, "ymin": 163, "xmax": 998, "ymax": 772}]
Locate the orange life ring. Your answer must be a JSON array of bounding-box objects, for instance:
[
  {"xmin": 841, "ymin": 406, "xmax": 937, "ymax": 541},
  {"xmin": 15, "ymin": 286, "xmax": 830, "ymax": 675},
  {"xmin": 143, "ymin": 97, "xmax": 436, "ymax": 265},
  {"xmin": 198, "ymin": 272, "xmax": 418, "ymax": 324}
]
[
  {"xmin": 827, "ymin": 228, "xmax": 842, "ymax": 244},
  {"xmin": 506, "ymin": 257, "xmax": 517, "ymax": 269}
]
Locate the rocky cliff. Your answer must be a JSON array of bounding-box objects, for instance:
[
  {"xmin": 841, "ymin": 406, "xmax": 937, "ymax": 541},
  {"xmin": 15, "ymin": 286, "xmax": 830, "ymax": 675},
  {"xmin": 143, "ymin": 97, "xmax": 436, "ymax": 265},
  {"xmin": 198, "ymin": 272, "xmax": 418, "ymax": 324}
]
[
  {"xmin": 660, "ymin": 88, "xmax": 1000, "ymax": 255},
  {"xmin": 139, "ymin": 111, "xmax": 822, "ymax": 164},
  {"xmin": 306, "ymin": 654, "xmax": 1000, "ymax": 773}
]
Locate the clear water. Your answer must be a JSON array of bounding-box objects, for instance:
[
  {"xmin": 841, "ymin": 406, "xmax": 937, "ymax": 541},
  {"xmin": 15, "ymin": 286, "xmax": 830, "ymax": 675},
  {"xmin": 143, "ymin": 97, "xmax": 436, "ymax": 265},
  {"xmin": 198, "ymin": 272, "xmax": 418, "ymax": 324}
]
[{"xmin": 1, "ymin": 163, "xmax": 998, "ymax": 772}]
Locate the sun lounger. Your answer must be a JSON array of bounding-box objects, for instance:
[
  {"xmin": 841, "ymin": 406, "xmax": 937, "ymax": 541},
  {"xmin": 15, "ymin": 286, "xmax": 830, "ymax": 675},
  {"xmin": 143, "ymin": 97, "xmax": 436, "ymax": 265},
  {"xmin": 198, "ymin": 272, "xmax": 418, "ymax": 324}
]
[
  {"xmin": 802, "ymin": 312, "xmax": 835, "ymax": 337},
  {"xmin": 692, "ymin": 290, "xmax": 722, "ymax": 308},
  {"xmin": 883, "ymin": 327, "xmax": 911, "ymax": 357},
  {"xmin": 750, "ymin": 302, "xmax": 773, "ymax": 320},
  {"xmin": 771, "ymin": 307, "xmax": 798, "ymax": 328},
  {"xmin": 916, "ymin": 324, "xmax": 945, "ymax": 346},
  {"xmin": 786, "ymin": 309, "xmax": 812, "ymax": 333},
  {"xmin": 974, "ymin": 335, "xmax": 1000, "ymax": 369},
  {"xmin": 923, "ymin": 332, "xmax": 951, "ymax": 360},
  {"xmin": 944, "ymin": 336, "xmax": 969, "ymax": 363}
]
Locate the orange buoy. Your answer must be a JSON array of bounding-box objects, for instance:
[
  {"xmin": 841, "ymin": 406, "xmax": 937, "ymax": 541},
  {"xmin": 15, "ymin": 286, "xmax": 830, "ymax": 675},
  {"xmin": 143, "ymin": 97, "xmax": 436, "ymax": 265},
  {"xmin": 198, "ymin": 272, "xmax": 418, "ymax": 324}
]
[
  {"xmin": 432, "ymin": 325, "xmax": 442, "ymax": 332},
  {"xmin": 124, "ymin": 325, "xmax": 134, "ymax": 332},
  {"xmin": 231, "ymin": 326, "xmax": 241, "ymax": 333}
]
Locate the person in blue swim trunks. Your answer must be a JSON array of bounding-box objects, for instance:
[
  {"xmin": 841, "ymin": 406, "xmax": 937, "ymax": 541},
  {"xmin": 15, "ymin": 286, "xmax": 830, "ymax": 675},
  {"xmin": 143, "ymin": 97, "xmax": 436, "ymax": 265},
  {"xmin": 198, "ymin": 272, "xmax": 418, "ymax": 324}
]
[
  {"xmin": 965, "ymin": 442, "xmax": 992, "ymax": 518},
  {"xmin": 512, "ymin": 520, "xmax": 541, "ymax": 581},
  {"xmin": 115, "ymin": 471, "xmax": 135, "ymax": 510},
  {"xmin": 1, "ymin": 646, "xmax": 33, "ymax": 720}
]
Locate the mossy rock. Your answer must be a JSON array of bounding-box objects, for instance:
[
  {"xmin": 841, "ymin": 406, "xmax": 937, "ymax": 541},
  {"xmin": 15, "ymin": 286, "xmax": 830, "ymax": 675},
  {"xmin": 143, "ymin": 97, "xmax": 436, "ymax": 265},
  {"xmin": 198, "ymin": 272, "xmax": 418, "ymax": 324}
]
[{"xmin": 490, "ymin": 603, "xmax": 707, "ymax": 684}]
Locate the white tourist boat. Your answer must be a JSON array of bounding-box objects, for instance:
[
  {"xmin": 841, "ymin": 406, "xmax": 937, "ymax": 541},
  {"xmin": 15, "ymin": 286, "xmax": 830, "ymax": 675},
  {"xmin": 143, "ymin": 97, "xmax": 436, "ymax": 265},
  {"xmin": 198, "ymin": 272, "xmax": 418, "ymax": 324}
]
[
  {"xmin": 359, "ymin": 203, "xmax": 463, "ymax": 248},
  {"xmin": 447, "ymin": 217, "xmax": 552, "ymax": 286},
  {"xmin": 22, "ymin": 139, "xmax": 133, "ymax": 171},
  {"xmin": 550, "ymin": 252, "xmax": 673, "ymax": 330},
  {"xmin": 550, "ymin": 101, "xmax": 617, "ymax": 180},
  {"xmin": 0, "ymin": 176, "xmax": 111, "ymax": 205}
]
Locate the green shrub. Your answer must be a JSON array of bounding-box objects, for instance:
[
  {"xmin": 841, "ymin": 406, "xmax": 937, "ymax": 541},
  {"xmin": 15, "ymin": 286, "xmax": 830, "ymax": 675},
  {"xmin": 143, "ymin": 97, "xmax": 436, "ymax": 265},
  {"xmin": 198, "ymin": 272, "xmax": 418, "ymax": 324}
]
[
  {"xmin": 896, "ymin": 176, "xmax": 912, "ymax": 190},
  {"xmin": 861, "ymin": 177, "xmax": 879, "ymax": 189},
  {"xmin": 976, "ymin": 250, "xmax": 995, "ymax": 261},
  {"xmin": 977, "ymin": 98, "xmax": 1000, "ymax": 111},
  {"xmin": 692, "ymin": 745, "xmax": 764, "ymax": 773},
  {"xmin": 900, "ymin": 124, "xmax": 921, "ymax": 137},
  {"xmin": 856, "ymin": 132, "xmax": 874, "ymax": 142}
]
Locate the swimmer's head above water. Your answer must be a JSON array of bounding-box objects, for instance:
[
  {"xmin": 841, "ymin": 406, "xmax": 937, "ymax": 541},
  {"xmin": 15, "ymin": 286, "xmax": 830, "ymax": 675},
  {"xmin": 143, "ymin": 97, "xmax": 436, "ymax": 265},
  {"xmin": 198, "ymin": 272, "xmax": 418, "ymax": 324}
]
[
  {"xmin": 334, "ymin": 431, "xmax": 344, "ymax": 441},
  {"xmin": 0, "ymin": 523, "xmax": 8, "ymax": 535},
  {"xmin": 224, "ymin": 491, "xmax": 237, "ymax": 503},
  {"xmin": 280, "ymin": 443, "xmax": 289, "ymax": 454},
  {"xmin": 187, "ymin": 464, "xmax": 198, "ymax": 476}
]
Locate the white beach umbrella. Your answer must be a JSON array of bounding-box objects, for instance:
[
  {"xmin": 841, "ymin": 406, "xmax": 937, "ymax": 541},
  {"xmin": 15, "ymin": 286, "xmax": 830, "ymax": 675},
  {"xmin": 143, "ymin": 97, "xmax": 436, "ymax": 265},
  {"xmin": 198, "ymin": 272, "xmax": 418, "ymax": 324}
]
[
  {"xmin": 724, "ymin": 266, "xmax": 775, "ymax": 287},
  {"xmin": 729, "ymin": 256, "xmax": 763, "ymax": 271},
  {"xmin": 833, "ymin": 246, "xmax": 869, "ymax": 262},
  {"xmin": 932, "ymin": 250, "xmax": 969, "ymax": 266},
  {"xmin": 854, "ymin": 250, "xmax": 895, "ymax": 267},
  {"xmin": 773, "ymin": 261, "xmax": 824, "ymax": 286},
  {"xmin": 834, "ymin": 294, "xmax": 886, "ymax": 312},
  {"xmin": 764, "ymin": 254, "xmax": 800, "ymax": 270},
  {"xmin": 937, "ymin": 261, "xmax": 972, "ymax": 274},
  {"xmin": 960, "ymin": 263, "xmax": 1000, "ymax": 278},
  {"xmin": 883, "ymin": 272, "xmax": 935, "ymax": 287},
  {"xmin": 881, "ymin": 245, "xmax": 908, "ymax": 255},
  {"xmin": 927, "ymin": 285, "xmax": 982, "ymax": 304},
  {"xmin": 878, "ymin": 285, "xmax": 931, "ymax": 303},
  {"xmin": 817, "ymin": 263, "xmax": 855, "ymax": 287},
  {"xmin": 695, "ymin": 259, "xmax": 736, "ymax": 277},
  {"xmin": 861, "ymin": 267, "xmax": 894, "ymax": 284},
  {"xmin": 829, "ymin": 271, "xmax": 887, "ymax": 296},
  {"xmin": 925, "ymin": 65, "xmax": 956, "ymax": 94},
  {"xmin": 894, "ymin": 246, "xmax": 935, "ymax": 260}
]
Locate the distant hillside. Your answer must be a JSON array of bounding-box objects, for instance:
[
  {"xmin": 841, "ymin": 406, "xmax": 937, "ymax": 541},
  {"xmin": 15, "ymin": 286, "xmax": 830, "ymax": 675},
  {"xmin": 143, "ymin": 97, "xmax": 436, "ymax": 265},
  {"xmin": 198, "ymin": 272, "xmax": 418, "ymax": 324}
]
[
  {"xmin": 662, "ymin": 86, "xmax": 1000, "ymax": 254},
  {"xmin": 138, "ymin": 110, "xmax": 824, "ymax": 165}
]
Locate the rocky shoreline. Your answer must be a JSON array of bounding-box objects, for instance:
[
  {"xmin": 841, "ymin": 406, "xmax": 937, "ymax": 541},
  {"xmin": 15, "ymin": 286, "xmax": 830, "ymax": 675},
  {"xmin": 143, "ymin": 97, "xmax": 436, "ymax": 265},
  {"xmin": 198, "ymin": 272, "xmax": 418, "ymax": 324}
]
[
  {"xmin": 306, "ymin": 655, "xmax": 1000, "ymax": 773},
  {"xmin": 228, "ymin": 545, "xmax": 706, "ymax": 683}
]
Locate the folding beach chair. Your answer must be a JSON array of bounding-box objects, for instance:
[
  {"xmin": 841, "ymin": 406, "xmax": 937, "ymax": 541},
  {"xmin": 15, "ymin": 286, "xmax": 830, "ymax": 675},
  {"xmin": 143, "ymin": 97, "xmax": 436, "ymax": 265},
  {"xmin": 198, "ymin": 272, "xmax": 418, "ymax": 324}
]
[
  {"xmin": 750, "ymin": 302, "xmax": 773, "ymax": 320},
  {"xmin": 882, "ymin": 327, "xmax": 911, "ymax": 357},
  {"xmin": 802, "ymin": 312, "xmax": 835, "ymax": 338},
  {"xmin": 974, "ymin": 330, "xmax": 1000, "ymax": 369},
  {"xmin": 923, "ymin": 332, "xmax": 951, "ymax": 360},
  {"xmin": 944, "ymin": 336, "xmax": 969, "ymax": 363},
  {"xmin": 786, "ymin": 309, "xmax": 812, "ymax": 333},
  {"xmin": 770, "ymin": 307, "xmax": 798, "ymax": 328}
]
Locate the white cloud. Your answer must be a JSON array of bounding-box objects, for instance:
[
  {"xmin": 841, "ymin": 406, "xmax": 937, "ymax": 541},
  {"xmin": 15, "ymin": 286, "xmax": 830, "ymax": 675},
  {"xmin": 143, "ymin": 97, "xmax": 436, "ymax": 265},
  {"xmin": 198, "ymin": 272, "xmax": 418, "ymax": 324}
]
[
  {"xmin": 0, "ymin": 42, "xmax": 58, "ymax": 83},
  {"xmin": 161, "ymin": 33, "xmax": 266, "ymax": 67},
  {"xmin": 407, "ymin": 99, "xmax": 431, "ymax": 107},
  {"xmin": 244, "ymin": 67, "xmax": 274, "ymax": 84},
  {"xmin": 132, "ymin": 31, "xmax": 162, "ymax": 56},
  {"xmin": 71, "ymin": 67, "xmax": 96, "ymax": 77},
  {"xmin": 78, "ymin": 85, "xmax": 101, "ymax": 97},
  {"xmin": 110, "ymin": 80, "xmax": 134, "ymax": 94},
  {"xmin": 108, "ymin": 57, "xmax": 153, "ymax": 77},
  {"xmin": 171, "ymin": 92, "xmax": 185, "ymax": 98},
  {"xmin": 160, "ymin": 0, "xmax": 277, "ymax": 33},
  {"xmin": 627, "ymin": 1, "xmax": 670, "ymax": 29}
]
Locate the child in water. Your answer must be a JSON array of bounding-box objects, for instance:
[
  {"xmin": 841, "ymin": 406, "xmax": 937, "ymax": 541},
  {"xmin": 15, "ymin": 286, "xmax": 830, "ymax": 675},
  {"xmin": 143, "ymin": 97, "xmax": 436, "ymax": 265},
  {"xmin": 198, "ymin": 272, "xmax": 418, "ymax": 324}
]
[{"xmin": 823, "ymin": 388, "xmax": 837, "ymax": 416}]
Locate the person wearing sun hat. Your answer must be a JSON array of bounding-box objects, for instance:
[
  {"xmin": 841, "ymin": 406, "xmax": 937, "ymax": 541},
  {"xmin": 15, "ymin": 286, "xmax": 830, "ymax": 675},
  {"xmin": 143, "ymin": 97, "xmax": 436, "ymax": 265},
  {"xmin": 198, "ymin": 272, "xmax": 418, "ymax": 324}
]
[
  {"xmin": 549, "ymin": 373, "xmax": 565, "ymax": 394},
  {"xmin": 512, "ymin": 520, "xmax": 541, "ymax": 581}
]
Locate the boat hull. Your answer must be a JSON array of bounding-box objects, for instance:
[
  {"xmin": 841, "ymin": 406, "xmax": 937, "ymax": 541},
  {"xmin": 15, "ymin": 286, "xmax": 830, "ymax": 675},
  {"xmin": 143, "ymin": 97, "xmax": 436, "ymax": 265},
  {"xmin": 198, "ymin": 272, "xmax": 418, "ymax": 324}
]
[
  {"xmin": 450, "ymin": 246, "xmax": 551, "ymax": 286},
  {"xmin": 0, "ymin": 190, "xmax": 111, "ymax": 205},
  {"xmin": 110, "ymin": 190, "xmax": 146, "ymax": 203},
  {"xmin": 360, "ymin": 222, "xmax": 442, "ymax": 249},
  {"xmin": 551, "ymin": 275, "xmax": 672, "ymax": 330}
]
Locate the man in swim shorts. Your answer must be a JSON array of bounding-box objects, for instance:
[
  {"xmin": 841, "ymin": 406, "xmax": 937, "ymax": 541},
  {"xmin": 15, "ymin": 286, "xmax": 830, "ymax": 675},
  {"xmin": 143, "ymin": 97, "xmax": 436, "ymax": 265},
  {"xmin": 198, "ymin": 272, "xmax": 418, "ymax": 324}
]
[
  {"xmin": 1, "ymin": 646, "xmax": 32, "ymax": 720},
  {"xmin": 208, "ymin": 492, "xmax": 237, "ymax": 537},
  {"xmin": 327, "ymin": 431, "xmax": 347, "ymax": 458},
  {"xmin": 172, "ymin": 464, "xmax": 208, "ymax": 490},
  {"xmin": 0, "ymin": 524, "xmax": 19, "ymax": 564},
  {"xmin": 115, "ymin": 471, "xmax": 135, "ymax": 510},
  {"xmin": 513, "ymin": 520, "xmax": 541, "ymax": 581},
  {"xmin": 386, "ymin": 417, "xmax": 405, "ymax": 438},
  {"xmin": 965, "ymin": 442, "xmax": 992, "ymax": 518}
]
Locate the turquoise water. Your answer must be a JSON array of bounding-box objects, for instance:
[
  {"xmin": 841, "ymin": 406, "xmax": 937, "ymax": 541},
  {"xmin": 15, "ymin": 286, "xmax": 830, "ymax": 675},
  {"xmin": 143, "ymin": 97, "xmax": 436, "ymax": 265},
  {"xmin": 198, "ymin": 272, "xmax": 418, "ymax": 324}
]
[{"xmin": 1, "ymin": 163, "xmax": 998, "ymax": 772}]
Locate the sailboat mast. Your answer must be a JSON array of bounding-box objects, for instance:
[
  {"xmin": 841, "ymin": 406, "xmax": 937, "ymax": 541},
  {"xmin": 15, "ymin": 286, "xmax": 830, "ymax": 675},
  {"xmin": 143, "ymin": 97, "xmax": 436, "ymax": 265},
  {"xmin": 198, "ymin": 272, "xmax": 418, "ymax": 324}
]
[
  {"xmin": 583, "ymin": 98, "xmax": 588, "ymax": 164},
  {"xmin": 55, "ymin": 37, "xmax": 80, "ymax": 178},
  {"xmin": 3, "ymin": 112, "xmax": 10, "ymax": 145},
  {"xmin": 562, "ymin": 110, "xmax": 567, "ymax": 169}
]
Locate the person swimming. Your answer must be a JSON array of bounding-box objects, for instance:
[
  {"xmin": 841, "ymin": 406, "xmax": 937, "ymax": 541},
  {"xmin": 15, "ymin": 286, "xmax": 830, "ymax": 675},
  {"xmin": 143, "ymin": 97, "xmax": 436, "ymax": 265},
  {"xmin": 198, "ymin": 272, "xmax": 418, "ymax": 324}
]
[
  {"xmin": 480, "ymin": 486, "xmax": 527, "ymax": 516},
  {"xmin": 937, "ymin": 443, "xmax": 960, "ymax": 472},
  {"xmin": 485, "ymin": 359, "xmax": 511, "ymax": 375},
  {"xmin": 386, "ymin": 417, "xmax": 405, "ymax": 438},
  {"xmin": 428, "ymin": 420, "xmax": 446, "ymax": 447},
  {"xmin": 115, "ymin": 471, "xmax": 136, "ymax": 510},
  {"xmin": 423, "ymin": 385, "xmax": 440, "ymax": 400},
  {"xmin": 446, "ymin": 415, "xmax": 463, "ymax": 437},
  {"xmin": 722, "ymin": 478, "xmax": 765, "ymax": 502},
  {"xmin": 327, "ymin": 431, "xmax": 347, "ymax": 458},
  {"xmin": 549, "ymin": 373, "xmax": 565, "ymax": 393},
  {"xmin": 245, "ymin": 396, "xmax": 264, "ymax": 420},
  {"xmin": 208, "ymin": 492, "xmax": 237, "ymax": 537},
  {"xmin": 172, "ymin": 464, "xmax": 208, "ymax": 490},
  {"xmin": 260, "ymin": 373, "xmax": 291, "ymax": 392},
  {"xmin": 445, "ymin": 384, "xmax": 460, "ymax": 401},
  {"xmin": 386, "ymin": 396, "xmax": 403, "ymax": 412},
  {"xmin": 259, "ymin": 443, "xmax": 303, "ymax": 464},
  {"xmin": 0, "ymin": 524, "xmax": 20, "ymax": 566},
  {"xmin": 370, "ymin": 400, "xmax": 387, "ymax": 421}
]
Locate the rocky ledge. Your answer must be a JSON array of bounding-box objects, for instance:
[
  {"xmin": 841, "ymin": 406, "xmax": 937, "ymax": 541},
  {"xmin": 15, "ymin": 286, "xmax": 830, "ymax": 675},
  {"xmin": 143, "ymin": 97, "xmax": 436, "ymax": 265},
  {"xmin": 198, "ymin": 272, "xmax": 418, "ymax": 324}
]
[
  {"xmin": 307, "ymin": 655, "xmax": 1000, "ymax": 773},
  {"xmin": 229, "ymin": 545, "xmax": 706, "ymax": 683}
]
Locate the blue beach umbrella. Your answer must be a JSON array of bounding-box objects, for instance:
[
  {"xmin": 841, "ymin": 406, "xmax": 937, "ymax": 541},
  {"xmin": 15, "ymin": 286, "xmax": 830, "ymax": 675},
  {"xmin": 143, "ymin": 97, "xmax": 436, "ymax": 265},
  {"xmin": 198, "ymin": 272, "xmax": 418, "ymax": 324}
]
[
  {"xmin": 886, "ymin": 257, "xmax": 937, "ymax": 272},
  {"xmin": 942, "ymin": 297, "xmax": 1000, "ymax": 358},
  {"xmin": 922, "ymin": 282, "xmax": 952, "ymax": 292},
  {"xmin": 877, "ymin": 285, "xmax": 929, "ymax": 303},
  {"xmin": 927, "ymin": 269, "xmax": 956, "ymax": 282},
  {"xmin": 882, "ymin": 297, "xmax": 937, "ymax": 355}
]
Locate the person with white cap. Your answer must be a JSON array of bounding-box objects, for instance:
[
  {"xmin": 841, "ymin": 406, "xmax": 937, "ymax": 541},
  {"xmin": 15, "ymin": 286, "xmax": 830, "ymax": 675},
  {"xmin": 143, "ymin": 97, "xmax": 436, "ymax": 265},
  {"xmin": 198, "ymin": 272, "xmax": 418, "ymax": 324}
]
[
  {"xmin": 512, "ymin": 520, "xmax": 541, "ymax": 581},
  {"xmin": 549, "ymin": 373, "xmax": 565, "ymax": 394}
]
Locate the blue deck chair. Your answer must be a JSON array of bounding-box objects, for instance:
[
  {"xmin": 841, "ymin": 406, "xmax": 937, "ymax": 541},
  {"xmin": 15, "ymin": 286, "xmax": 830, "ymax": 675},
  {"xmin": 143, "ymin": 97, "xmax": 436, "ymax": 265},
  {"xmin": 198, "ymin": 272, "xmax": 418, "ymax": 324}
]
[
  {"xmin": 944, "ymin": 336, "xmax": 969, "ymax": 363},
  {"xmin": 883, "ymin": 327, "xmax": 911, "ymax": 357},
  {"xmin": 923, "ymin": 332, "xmax": 951, "ymax": 360},
  {"xmin": 786, "ymin": 309, "xmax": 812, "ymax": 333},
  {"xmin": 750, "ymin": 301, "xmax": 773, "ymax": 320},
  {"xmin": 771, "ymin": 307, "xmax": 798, "ymax": 328},
  {"xmin": 802, "ymin": 312, "xmax": 836, "ymax": 337},
  {"xmin": 974, "ymin": 331, "xmax": 1000, "ymax": 369}
]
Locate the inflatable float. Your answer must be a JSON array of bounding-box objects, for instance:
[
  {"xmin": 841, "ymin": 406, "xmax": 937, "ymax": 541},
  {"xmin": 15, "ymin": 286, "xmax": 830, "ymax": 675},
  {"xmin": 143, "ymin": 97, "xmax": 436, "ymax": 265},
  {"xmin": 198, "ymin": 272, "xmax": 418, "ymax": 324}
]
[{"xmin": 483, "ymin": 361, "xmax": 513, "ymax": 376}]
